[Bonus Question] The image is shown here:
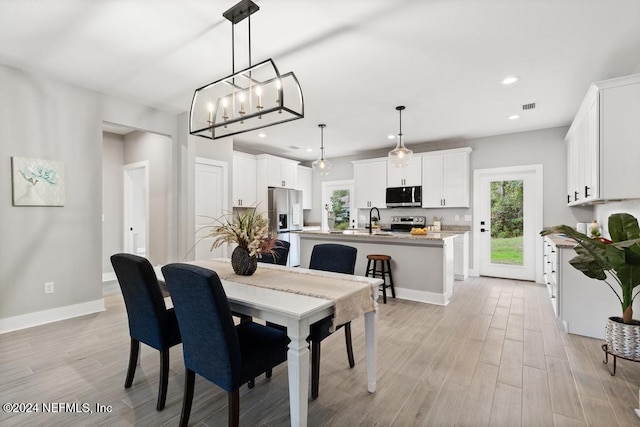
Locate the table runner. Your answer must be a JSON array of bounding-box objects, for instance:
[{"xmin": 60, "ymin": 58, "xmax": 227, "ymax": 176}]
[{"xmin": 191, "ymin": 259, "xmax": 377, "ymax": 331}]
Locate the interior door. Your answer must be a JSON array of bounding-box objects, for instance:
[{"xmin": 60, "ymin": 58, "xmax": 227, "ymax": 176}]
[
  {"xmin": 195, "ymin": 158, "xmax": 228, "ymax": 260},
  {"xmin": 477, "ymin": 167, "xmax": 541, "ymax": 281},
  {"xmin": 123, "ymin": 161, "xmax": 149, "ymax": 257}
]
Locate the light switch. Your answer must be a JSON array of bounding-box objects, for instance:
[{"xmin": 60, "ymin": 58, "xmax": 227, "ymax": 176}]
[
  {"xmin": 464, "ymin": 215, "xmax": 472, "ymax": 222},
  {"xmin": 455, "ymin": 215, "xmax": 460, "ymax": 222}
]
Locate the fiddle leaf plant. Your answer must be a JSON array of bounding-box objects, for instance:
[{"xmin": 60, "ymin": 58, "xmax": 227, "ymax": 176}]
[{"xmin": 541, "ymin": 213, "xmax": 640, "ymax": 324}]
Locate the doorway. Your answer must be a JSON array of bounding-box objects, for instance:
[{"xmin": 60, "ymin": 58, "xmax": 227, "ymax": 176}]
[
  {"xmin": 474, "ymin": 165, "xmax": 542, "ymax": 281},
  {"xmin": 123, "ymin": 161, "xmax": 149, "ymax": 257},
  {"xmin": 194, "ymin": 157, "xmax": 228, "ymax": 260},
  {"xmin": 321, "ymin": 180, "xmax": 355, "ymax": 231}
]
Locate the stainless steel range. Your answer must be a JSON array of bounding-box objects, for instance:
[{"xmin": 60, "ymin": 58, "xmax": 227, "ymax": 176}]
[{"xmin": 387, "ymin": 216, "xmax": 426, "ymax": 233}]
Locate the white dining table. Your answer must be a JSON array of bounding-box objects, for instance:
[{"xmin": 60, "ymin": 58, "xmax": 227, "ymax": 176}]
[{"xmin": 156, "ymin": 260, "xmax": 380, "ymax": 427}]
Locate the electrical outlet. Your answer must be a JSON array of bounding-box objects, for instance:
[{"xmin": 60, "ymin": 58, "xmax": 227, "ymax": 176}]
[
  {"xmin": 455, "ymin": 215, "xmax": 460, "ymax": 222},
  {"xmin": 44, "ymin": 282, "xmax": 54, "ymax": 294}
]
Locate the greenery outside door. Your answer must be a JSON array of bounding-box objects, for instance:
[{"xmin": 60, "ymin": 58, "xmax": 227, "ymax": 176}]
[{"xmin": 321, "ymin": 180, "xmax": 355, "ymax": 231}]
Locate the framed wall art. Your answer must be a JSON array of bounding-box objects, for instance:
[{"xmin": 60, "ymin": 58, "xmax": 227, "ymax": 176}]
[{"xmin": 11, "ymin": 156, "xmax": 65, "ymax": 206}]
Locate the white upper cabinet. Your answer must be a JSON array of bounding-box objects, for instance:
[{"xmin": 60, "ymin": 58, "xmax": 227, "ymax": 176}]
[
  {"xmin": 296, "ymin": 165, "xmax": 312, "ymax": 209},
  {"xmin": 255, "ymin": 154, "xmax": 300, "ymax": 214},
  {"xmin": 387, "ymin": 156, "xmax": 422, "ymax": 187},
  {"xmin": 257, "ymin": 154, "xmax": 299, "ymax": 189},
  {"xmin": 353, "ymin": 158, "xmax": 387, "ymax": 209},
  {"xmin": 421, "ymin": 148, "xmax": 472, "ymax": 208},
  {"xmin": 566, "ymin": 73, "xmax": 640, "ymax": 205},
  {"xmin": 232, "ymin": 152, "xmax": 256, "ymax": 207}
]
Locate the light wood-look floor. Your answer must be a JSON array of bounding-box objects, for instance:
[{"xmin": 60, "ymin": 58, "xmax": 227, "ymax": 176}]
[{"xmin": 2, "ymin": 276, "xmax": 640, "ymax": 426}]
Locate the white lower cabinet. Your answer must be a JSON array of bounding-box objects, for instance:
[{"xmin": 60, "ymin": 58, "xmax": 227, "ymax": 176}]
[
  {"xmin": 453, "ymin": 232, "xmax": 469, "ymax": 281},
  {"xmin": 543, "ymin": 236, "xmax": 640, "ymax": 339}
]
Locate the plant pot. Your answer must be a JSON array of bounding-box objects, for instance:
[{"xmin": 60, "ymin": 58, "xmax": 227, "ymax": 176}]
[
  {"xmin": 605, "ymin": 316, "xmax": 640, "ymax": 360},
  {"xmin": 231, "ymin": 246, "xmax": 257, "ymax": 276}
]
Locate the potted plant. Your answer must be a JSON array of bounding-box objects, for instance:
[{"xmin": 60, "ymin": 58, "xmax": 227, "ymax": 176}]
[
  {"xmin": 205, "ymin": 208, "xmax": 276, "ymax": 275},
  {"xmin": 541, "ymin": 213, "xmax": 640, "ymax": 368}
]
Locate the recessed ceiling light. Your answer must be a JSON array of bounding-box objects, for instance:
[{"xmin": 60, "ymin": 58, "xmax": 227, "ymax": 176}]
[
  {"xmin": 502, "ymin": 76, "xmax": 520, "ymax": 85},
  {"xmin": 258, "ymin": 133, "xmax": 266, "ymax": 138},
  {"xmin": 306, "ymin": 148, "xmax": 313, "ymax": 152},
  {"xmin": 508, "ymin": 114, "xmax": 520, "ymax": 120},
  {"xmin": 387, "ymin": 134, "xmax": 395, "ymax": 139}
]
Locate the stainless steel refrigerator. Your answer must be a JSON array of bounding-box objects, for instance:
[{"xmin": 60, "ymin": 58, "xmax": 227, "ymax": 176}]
[{"xmin": 268, "ymin": 187, "xmax": 303, "ymax": 267}]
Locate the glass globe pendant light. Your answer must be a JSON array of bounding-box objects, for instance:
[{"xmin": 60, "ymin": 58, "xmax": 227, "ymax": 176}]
[
  {"xmin": 312, "ymin": 124, "xmax": 333, "ymax": 175},
  {"xmin": 388, "ymin": 105, "xmax": 413, "ymax": 167}
]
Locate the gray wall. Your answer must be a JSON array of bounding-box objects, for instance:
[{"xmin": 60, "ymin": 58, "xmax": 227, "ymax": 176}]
[
  {"xmin": 124, "ymin": 131, "xmax": 173, "ymax": 265},
  {"xmin": 307, "ymin": 126, "xmax": 593, "ymax": 228},
  {"xmin": 101, "ymin": 132, "xmax": 124, "ymax": 273},
  {"xmin": 101, "ymin": 130, "xmax": 173, "ymax": 274},
  {"xmin": 0, "ymin": 63, "xmax": 179, "ymax": 321}
]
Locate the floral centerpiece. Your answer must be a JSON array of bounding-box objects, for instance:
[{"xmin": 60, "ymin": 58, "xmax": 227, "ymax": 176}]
[{"xmin": 206, "ymin": 208, "xmax": 275, "ymax": 275}]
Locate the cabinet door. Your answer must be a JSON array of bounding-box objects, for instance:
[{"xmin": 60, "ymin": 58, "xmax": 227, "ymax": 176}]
[
  {"xmin": 266, "ymin": 159, "xmax": 282, "ymax": 187},
  {"xmin": 442, "ymin": 152, "xmax": 469, "ymax": 207},
  {"xmin": 354, "ymin": 163, "xmax": 372, "ymax": 208},
  {"xmin": 387, "ymin": 157, "xmax": 421, "ymax": 187},
  {"xmin": 583, "ymin": 96, "xmax": 599, "ymax": 201},
  {"xmin": 421, "ymin": 155, "xmax": 444, "ymax": 207},
  {"xmin": 233, "ymin": 154, "xmax": 256, "ymax": 207},
  {"xmin": 280, "ymin": 161, "xmax": 297, "ymax": 188},
  {"xmin": 369, "ymin": 160, "xmax": 388, "ymax": 207},
  {"xmin": 296, "ymin": 166, "xmax": 312, "ymax": 209}
]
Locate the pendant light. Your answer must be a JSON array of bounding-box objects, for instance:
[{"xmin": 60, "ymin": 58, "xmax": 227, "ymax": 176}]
[
  {"xmin": 388, "ymin": 105, "xmax": 413, "ymax": 167},
  {"xmin": 312, "ymin": 124, "xmax": 332, "ymax": 176},
  {"xmin": 189, "ymin": 0, "xmax": 304, "ymax": 140}
]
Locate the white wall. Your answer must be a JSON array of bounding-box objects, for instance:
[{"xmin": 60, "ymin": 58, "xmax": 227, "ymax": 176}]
[{"xmin": 0, "ymin": 63, "xmax": 179, "ymax": 327}]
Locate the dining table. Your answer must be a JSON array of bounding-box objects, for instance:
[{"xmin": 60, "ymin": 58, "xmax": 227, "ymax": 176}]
[{"xmin": 156, "ymin": 258, "xmax": 381, "ymax": 427}]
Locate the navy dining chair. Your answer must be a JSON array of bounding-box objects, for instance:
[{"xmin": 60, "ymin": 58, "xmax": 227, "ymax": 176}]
[
  {"xmin": 307, "ymin": 243, "xmax": 358, "ymax": 399},
  {"xmin": 161, "ymin": 263, "xmax": 289, "ymax": 427},
  {"xmin": 110, "ymin": 253, "xmax": 182, "ymax": 411},
  {"xmin": 258, "ymin": 239, "xmax": 290, "ymax": 265}
]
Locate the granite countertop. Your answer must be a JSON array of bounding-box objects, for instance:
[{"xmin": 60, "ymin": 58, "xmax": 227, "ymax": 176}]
[
  {"xmin": 298, "ymin": 229, "xmax": 458, "ymax": 241},
  {"xmin": 546, "ymin": 234, "xmax": 577, "ymax": 248}
]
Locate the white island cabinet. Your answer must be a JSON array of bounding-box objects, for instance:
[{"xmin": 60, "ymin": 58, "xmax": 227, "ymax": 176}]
[{"xmin": 299, "ymin": 231, "xmax": 455, "ymax": 306}]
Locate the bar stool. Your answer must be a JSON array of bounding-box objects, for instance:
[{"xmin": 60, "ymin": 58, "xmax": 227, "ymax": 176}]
[{"xmin": 365, "ymin": 254, "xmax": 395, "ymax": 304}]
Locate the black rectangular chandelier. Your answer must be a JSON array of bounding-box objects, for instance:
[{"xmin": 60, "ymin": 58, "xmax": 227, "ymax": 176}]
[{"xmin": 189, "ymin": 0, "xmax": 304, "ymax": 140}]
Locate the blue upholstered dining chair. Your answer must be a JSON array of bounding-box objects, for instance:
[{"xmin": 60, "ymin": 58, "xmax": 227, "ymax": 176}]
[
  {"xmin": 161, "ymin": 263, "xmax": 289, "ymax": 427},
  {"xmin": 110, "ymin": 253, "xmax": 182, "ymax": 411},
  {"xmin": 258, "ymin": 239, "xmax": 290, "ymax": 265},
  {"xmin": 308, "ymin": 243, "xmax": 358, "ymax": 399}
]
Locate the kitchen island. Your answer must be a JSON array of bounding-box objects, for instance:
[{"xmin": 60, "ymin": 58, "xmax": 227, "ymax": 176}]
[{"xmin": 298, "ymin": 230, "xmax": 455, "ymax": 306}]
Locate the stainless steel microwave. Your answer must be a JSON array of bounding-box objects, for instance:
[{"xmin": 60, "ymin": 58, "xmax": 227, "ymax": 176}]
[{"xmin": 386, "ymin": 186, "xmax": 422, "ymax": 207}]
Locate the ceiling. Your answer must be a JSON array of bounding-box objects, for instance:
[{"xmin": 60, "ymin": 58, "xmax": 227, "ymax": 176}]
[{"xmin": 2, "ymin": 0, "xmax": 640, "ymax": 161}]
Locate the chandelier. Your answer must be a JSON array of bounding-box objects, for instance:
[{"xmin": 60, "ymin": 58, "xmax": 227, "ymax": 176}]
[
  {"xmin": 189, "ymin": 0, "xmax": 304, "ymax": 140},
  {"xmin": 312, "ymin": 124, "xmax": 332, "ymax": 175},
  {"xmin": 388, "ymin": 105, "xmax": 413, "ymax": 167}
]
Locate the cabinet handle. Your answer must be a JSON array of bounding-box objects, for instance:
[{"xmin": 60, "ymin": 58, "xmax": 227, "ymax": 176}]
[
  {"xmin": 574, "ymin": 191, "xmax": 579, "ymax": 201},
  {"xmin": 567, "ymin": 194, "xmax": 571, "ymax": 203},
  {"xmin": 585, "ymin": 186, "xmax": 590, "ymax": 198}
]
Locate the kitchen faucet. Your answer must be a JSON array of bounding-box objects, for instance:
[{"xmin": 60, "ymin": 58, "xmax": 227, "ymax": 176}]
[{"xmin": 369, "ymin": 207, "xmax": 380, "ymax": 234}]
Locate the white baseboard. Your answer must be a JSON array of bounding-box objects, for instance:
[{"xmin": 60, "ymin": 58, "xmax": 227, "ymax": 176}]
[
  {"xmin": 0, "ymin": 299, "xmax": 105, "ymax": 334},
  {"xmin": 102, "ymin": 272, "xmax": 116, "ymax": 282},
  {"xmin": 393, "ymin": 287, "xmax": 449, "ymax": 306}
]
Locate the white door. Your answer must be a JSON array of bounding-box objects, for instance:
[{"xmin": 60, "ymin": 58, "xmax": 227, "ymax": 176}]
[
  {"xmin": 475, "ymin": 165, "xmax": 542, "ymax": 281},
  {"xmin": 195, "ymin": 158, "xmax": 228, "ymax": 260},
  {"xmin": 321, "ymin": 180, "xmax": 355, "ymax": 231},
  {"xmin": 123, "ymin": 161, "xmax": 149, "ymax": 257}
]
